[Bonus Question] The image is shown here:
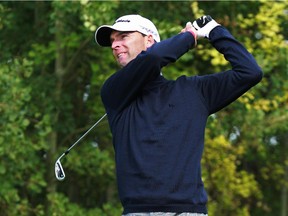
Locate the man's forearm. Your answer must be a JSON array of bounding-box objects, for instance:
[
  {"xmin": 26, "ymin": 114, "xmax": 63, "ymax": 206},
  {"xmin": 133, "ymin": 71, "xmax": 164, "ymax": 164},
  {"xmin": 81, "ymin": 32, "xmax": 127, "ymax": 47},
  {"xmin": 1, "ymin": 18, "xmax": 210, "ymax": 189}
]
[{"xmin": 146, "ymin": 32, "xmax": 196, "ymax": 68}]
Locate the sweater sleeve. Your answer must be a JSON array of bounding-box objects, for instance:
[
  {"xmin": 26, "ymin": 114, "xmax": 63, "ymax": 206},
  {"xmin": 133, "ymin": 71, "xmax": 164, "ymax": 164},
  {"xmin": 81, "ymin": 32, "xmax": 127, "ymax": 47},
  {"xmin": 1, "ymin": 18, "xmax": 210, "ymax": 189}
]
[
  {"xmin": 101, "ymin": 53, "xmax": 161, "ymax": 116},
  {"xmin": 196, "ymin": 26, "xmax": 263, "ymax": 114},
  {"xmin": 146, "ymin": 32, "xmax": 196, "ymax": 67},
  {"xmin": 101, "ymin": 32, "xmax": 196, "ymax": 118}
]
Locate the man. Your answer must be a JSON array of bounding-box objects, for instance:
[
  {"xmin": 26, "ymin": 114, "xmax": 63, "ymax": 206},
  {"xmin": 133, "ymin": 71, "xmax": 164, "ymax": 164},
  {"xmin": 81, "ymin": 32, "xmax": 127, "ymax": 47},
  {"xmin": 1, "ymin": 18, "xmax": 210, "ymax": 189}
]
[{"xmin": 95, "ymin": 14, "xmax": 262, "ymax": 216}]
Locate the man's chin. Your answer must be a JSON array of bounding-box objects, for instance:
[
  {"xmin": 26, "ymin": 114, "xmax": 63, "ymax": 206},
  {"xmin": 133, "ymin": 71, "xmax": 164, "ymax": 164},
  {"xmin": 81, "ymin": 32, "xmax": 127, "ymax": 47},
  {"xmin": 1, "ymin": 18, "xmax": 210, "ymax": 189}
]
[
  {"xmin": 117, "ymin": 56, "xmax": 136, "ymax": 68},
  {"xmin": 118, "ymin": 61, "xmax": 126, "ymax": 68},
  {"xmin": 118, "ymin": 59, "xmax": 130, "ymax": 68}
]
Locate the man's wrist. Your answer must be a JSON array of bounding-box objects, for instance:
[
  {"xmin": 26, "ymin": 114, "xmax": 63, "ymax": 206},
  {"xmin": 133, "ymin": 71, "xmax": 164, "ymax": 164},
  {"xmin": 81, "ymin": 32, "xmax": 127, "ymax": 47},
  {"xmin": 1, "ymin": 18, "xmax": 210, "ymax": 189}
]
[{"xmin": 186, "ymin": 30, "xmax": 197, "ymax": 46}]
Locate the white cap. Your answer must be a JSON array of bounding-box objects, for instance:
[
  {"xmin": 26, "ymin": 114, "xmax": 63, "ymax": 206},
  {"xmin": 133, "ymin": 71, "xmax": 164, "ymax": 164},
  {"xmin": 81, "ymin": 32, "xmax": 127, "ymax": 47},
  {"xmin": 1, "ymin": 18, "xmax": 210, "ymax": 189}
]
[{"xmin": 95, "ymin": 14, "xmax": 160, "ymax": 47}]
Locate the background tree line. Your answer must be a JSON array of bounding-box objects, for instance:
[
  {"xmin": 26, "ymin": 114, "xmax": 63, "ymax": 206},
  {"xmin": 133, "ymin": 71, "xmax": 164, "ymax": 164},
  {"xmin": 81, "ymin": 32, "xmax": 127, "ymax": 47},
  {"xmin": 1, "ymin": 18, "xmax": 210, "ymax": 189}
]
[{"xmin": 0, "ymin": 1, "xmax": 287, "ymax": 215}]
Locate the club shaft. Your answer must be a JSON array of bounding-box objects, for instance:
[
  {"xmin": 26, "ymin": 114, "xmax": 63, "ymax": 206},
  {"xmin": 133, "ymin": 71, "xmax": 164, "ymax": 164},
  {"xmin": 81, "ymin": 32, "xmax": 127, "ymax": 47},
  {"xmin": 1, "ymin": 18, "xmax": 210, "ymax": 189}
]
[{"xmin": 65, "ymin": 113, "xmax": 107, "ymax": 154}]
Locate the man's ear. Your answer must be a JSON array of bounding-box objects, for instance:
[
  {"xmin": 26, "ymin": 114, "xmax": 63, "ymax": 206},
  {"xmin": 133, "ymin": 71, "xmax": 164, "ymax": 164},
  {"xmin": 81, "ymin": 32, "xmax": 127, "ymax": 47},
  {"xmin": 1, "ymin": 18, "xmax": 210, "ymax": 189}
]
[{"xmin": 146, "ymin": 34, "xmax": 155, "ymax": 48}]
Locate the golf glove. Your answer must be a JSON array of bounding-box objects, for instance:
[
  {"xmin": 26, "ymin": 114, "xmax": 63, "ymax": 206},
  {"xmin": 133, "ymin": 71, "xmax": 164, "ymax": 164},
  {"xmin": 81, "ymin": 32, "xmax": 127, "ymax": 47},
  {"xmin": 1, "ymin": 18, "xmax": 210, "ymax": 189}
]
[{"xmin": 192, "ymin": 15, "xmax": 220, "ymax": 39}]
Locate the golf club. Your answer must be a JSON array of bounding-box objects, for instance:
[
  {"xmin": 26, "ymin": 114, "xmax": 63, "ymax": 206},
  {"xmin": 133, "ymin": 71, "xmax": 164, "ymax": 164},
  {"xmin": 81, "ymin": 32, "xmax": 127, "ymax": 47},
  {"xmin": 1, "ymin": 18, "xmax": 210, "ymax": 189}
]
[{"xmin": 55, "ymin": 113, "xmax": 107, "ymax": 181}]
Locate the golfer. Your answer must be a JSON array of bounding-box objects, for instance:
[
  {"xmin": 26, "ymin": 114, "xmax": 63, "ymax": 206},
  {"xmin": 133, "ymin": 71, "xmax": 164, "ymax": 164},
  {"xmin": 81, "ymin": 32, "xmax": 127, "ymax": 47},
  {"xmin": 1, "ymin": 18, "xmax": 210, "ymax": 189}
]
[{"xmin": 95, "ymin": 14, "xmax": 262, "ymax": 216}]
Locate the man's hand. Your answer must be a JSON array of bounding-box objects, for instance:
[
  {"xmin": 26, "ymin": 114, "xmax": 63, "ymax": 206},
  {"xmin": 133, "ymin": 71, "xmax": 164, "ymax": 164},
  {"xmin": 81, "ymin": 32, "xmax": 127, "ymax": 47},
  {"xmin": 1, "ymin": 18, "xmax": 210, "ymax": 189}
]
[
  {"xmin": 180, "ymin": 21, "xmax": 197, "ymax": 45},
  {"xmin": 192, "ymin": 15, "xmax": 220, "ymax": 39}
]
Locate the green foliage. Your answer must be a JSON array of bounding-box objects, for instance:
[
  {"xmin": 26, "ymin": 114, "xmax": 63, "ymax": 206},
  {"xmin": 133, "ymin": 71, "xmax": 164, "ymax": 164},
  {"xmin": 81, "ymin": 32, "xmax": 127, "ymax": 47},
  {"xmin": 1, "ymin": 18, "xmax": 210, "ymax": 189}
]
[
  {"xmin": 0, "ymin": 1, "xmax": 287, "ymax": 215},
  {"xmin": 0, "ymin": 58, "xmax": 47, "ymax": 215},
  {"xmin": 47, "ymin": 193, "xmax": 122, "ymax": 216}
]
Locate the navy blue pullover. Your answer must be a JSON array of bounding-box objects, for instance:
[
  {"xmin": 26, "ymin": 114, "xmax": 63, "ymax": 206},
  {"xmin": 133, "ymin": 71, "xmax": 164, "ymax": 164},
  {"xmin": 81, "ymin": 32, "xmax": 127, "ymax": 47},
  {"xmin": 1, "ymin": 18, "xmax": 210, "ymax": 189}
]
[{"xmin": 101, "ymin": 26, "xmax": 262, "ymax": 214}]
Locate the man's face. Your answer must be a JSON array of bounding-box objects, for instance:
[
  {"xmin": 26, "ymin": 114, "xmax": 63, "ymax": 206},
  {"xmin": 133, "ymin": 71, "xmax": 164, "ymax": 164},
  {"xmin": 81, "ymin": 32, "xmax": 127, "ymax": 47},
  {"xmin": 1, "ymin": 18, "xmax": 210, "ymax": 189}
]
[{"xmin": 110, "ymin": 31, "xmax": 153, "ymax": 67}]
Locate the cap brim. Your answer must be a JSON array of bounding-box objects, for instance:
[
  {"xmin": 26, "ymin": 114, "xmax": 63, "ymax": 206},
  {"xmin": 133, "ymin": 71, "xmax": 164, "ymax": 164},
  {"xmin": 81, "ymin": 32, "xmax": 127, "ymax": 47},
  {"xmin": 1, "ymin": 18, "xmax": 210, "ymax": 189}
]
[
  {"xmin": 95, "ymin": 25, "xmax": 114, "ymax": 47},
  {"xmin": 95, "ymin": 24, "xmax": 142, "ymax": 47}
]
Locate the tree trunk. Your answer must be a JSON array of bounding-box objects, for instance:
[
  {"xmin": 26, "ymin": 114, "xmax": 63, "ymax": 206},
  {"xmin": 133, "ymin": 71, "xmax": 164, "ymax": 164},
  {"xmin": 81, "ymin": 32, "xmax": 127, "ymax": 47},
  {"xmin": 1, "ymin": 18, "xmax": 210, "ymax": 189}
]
[
  {"xmin": 281, "ymin": 133, "xmax": 288, "ymax": 216},
  {"xmin": 45, "ymin": 2, "xmax": 65, "ymax": 215}
]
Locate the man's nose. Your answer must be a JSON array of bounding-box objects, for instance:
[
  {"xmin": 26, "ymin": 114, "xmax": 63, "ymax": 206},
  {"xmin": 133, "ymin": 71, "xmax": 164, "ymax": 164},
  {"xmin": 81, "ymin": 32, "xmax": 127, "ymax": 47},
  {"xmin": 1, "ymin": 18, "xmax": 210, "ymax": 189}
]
[{"xmin": 111, "ymin": 40, "xmax": 121, "ymax": 49}]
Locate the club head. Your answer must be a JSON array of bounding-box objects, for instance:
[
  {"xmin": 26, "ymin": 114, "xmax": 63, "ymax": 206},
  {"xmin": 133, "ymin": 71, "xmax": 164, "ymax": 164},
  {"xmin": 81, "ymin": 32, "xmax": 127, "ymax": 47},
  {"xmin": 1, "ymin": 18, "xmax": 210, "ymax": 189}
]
[{"xmin": 55, "ymin": 159, "xmax": 65, "ymax": 181}]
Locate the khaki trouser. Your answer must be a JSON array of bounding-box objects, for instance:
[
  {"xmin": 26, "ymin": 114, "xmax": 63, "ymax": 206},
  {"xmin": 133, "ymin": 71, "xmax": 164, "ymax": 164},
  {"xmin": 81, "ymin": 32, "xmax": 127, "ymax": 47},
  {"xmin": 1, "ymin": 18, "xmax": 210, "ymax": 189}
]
[{"xmin": 123, "ymin": 213, "xmax": 208, "ymax": 216}]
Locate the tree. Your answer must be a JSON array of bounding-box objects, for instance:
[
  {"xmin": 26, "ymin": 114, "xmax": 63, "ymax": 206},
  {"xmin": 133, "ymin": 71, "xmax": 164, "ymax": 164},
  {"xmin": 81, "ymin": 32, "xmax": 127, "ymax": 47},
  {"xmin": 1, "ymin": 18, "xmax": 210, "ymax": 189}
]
[
  {"xmin": 0, "ymin": 1, "xmax": 287, "ymax": 215},
  {"xmin": 1, "ymin": 1, "xmax": 120, "ymax": 215},
  {"xmin": 190, "ymin": 1, "xmax": 288, "ymax": 215}
]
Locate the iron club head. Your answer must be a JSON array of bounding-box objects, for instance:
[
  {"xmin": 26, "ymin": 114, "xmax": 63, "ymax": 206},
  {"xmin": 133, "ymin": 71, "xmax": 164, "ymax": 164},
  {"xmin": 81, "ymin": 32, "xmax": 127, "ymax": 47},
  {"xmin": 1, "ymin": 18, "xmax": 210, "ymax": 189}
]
[{"xmin": 55, "ymin": 158, "xmax": 65, "ymax": 181}]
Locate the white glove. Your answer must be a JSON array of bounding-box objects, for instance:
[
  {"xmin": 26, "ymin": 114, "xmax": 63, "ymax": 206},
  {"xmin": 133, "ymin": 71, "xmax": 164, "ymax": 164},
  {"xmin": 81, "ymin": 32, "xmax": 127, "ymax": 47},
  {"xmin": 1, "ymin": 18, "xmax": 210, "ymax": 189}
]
[{"xmin": 192, "ymin": 15, "xmax": 220, "ymax": 39}]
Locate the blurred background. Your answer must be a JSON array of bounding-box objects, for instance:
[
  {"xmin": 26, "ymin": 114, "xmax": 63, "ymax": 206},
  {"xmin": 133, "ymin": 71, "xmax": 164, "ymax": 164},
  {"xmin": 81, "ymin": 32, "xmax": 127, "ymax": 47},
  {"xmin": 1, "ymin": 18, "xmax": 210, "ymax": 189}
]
[{"xmin": 0, "ymin": 1, "xmax": 287, "ymax": 215}]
